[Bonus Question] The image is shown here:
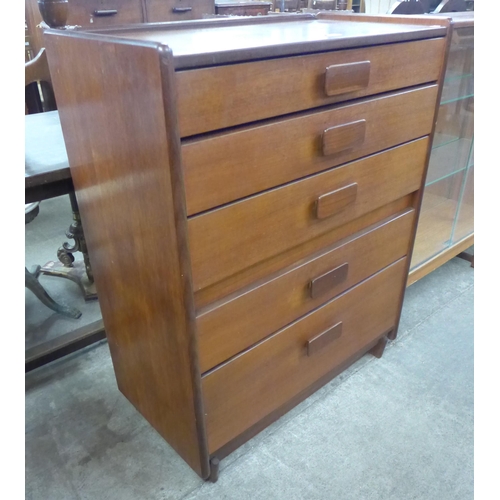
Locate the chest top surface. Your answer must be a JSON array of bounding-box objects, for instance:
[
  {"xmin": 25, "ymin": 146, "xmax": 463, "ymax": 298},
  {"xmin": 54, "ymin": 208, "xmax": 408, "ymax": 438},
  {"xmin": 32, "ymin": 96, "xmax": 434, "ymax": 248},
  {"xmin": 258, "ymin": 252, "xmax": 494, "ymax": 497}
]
[{"xmin": 66, "ymin": 14, "xmax": 448, "ymax": 68}]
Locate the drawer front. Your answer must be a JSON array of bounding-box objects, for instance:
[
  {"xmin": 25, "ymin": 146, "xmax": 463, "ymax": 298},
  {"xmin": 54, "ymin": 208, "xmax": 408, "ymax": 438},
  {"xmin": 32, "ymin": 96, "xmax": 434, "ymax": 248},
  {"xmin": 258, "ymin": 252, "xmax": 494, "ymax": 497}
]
[
  {"xmin": 176, "ymin": 37, "xmax": 445, "ymax": 137},
  {"xmin": 197, "ymin": 209, "xmax": 414, "ymax": 373},
  {"xmin": 183, "ymin": 85, "xmax": 438, "ymax": 215},
  {"xmin": 189, "ymin": 138, "xmax": 428, "ymax": 292},
  {"xmin": 202, "ymin": 258, "xmax": 407, "ymax": 453},
  {"xmin": 195, "ymin": 195, "xmax": 413, "ymax": 310},
  {"xmin": 67, "ymin": 0, "xmax": 143, "ymax": 27},
  {"xmin": 215, "ymin": 4, "xmax": 272, "ymax": 16},
  {"xmin": 145, "ymin": 0, "xmax": 214, "ymax": 22}
]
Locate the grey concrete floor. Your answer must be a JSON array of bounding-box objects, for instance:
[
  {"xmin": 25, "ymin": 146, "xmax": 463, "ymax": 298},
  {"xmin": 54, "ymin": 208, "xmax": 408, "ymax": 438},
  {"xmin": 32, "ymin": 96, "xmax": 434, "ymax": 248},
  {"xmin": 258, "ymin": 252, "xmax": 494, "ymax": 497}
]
[{"xmin": 25, "ymin": 251, "xmax": 473, "ymax": 500}]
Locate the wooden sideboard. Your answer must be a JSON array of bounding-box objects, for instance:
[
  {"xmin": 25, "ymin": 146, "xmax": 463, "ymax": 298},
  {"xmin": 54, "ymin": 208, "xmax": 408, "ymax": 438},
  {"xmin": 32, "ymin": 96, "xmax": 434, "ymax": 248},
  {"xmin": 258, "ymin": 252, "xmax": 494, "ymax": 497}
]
[{"xmin": 44, "ymin": 13, "xmax": 450, "ymax": 481}]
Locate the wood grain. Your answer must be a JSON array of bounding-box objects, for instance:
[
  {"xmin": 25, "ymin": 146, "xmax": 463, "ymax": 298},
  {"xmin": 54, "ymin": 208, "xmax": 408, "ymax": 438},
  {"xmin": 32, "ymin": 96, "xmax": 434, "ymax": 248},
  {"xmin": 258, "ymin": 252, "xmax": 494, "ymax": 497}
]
[
  {"xmin": 196, "ymin": 209, "xmax": 414, "ymax": 372},
  {"xmin": 66, "ymin": 0, "xmax": 144, "ymax": 27},
  {"xmin": 25, "ymin": 48, "xmax": 52, "ymax": 87},
  {"xmin": 316, "ymin": 183, "xmax": 358, "ymax": 219},
  {"xmin": 182, "ymin": 86, "xmax": 438, "ymax": 215},
  {"xmin": 307, "ymin": 322, "xmax": 343, "ymax": 356},
  {"xmin": 325, "ymin": 60, "xmax": 370, "ymax": 96},
  {"xmin": 322, "ymin": 121, "xmax": 366, "ymax": 157},
  {"xmin": 194, "ymin": 195, "xmax": 414, "ymax": 309},
  {"xmin": 44, "ymin": 32, "xmax": 209, "ymax": 478},
  {"xmin": 145, "ymin": 0, "xmax": 214, "ymax": 22},
  {"xmin": 210, "ymin": 327, "xmax": 391, "ymax": 460},
  {"xmin": 189, "ymin": 139, "xmax": 428, "ymax": 292},
  {"xmin": 202, "ymin": 258, "xmax": 407, "ymax": 453},
  {"xmin": 310, "ymin": 263, "xmax": 349, "ymax": 299},
  {"xmin": 176, "ymin": 38, "xmax": 444, "ymax": 137}
]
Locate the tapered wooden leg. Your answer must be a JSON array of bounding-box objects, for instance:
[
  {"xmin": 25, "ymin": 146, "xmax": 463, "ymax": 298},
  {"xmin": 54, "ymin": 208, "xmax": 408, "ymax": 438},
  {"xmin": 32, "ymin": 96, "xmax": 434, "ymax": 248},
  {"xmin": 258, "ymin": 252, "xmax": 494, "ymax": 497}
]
[
  {"xmin": 369, "ymin": 336, "xmax": 388, "ymax": 359},
  {"xmin": 209, "ymin": 457, "xmax": 220, "ymax": 483}
]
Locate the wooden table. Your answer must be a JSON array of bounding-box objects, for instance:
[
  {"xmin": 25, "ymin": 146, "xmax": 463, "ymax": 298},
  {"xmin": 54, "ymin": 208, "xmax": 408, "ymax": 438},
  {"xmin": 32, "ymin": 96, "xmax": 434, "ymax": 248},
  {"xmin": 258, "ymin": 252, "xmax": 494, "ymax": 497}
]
[
  {"xmin": 25, "ymin": 110, "xmax": 105, "ymax": 372},
  {"xmin": 25, "ymin": 111, "xmax": 72, "ymax": 204}
]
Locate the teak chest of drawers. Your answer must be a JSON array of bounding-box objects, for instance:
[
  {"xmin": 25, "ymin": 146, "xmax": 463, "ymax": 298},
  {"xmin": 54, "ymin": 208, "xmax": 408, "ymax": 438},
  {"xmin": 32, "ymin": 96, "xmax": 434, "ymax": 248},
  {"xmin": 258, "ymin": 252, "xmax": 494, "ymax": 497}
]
[{"xmin": 45, "ymin": 13, "xmax": 451, "ymax": 481}]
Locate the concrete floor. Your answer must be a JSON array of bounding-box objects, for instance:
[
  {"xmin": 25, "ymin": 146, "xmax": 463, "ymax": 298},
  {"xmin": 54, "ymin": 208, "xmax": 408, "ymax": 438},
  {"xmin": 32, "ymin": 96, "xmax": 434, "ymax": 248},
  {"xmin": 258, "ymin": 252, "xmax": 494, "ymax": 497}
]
[{"xmin": 25, "ymin": 212, "xmax": 474, "ymax": 499}]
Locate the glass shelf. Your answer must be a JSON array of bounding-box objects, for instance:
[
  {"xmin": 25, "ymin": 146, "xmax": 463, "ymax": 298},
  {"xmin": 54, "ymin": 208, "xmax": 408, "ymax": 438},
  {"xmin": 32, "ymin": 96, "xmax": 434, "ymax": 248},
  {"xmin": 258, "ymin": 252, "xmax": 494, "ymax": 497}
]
[
  {"xmin": 426, "ymin": 166, "xmax": 468, "ymax": 188},
  {"xmin": 444, "ymin": 73, "xmax": 473, "ymax": 83},
  {"xmin": 426, "ymin": 136, "xmax": 472, "ymax": 185},
  {"xmin": 441, "ymin": 93, "xmax": 474, "ymax": 106}
]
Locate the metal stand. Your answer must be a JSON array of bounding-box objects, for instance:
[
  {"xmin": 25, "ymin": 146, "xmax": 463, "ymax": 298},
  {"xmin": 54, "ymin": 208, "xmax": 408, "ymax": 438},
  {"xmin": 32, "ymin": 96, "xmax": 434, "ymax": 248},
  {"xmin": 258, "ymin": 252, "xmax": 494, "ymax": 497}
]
[
  {"xmin": 25, "ymin": 265, "xmax": 82, "ymax": 319},
  {"xmin": 40, "ymin": 191, "xmax": 97, "ymax": 301}
]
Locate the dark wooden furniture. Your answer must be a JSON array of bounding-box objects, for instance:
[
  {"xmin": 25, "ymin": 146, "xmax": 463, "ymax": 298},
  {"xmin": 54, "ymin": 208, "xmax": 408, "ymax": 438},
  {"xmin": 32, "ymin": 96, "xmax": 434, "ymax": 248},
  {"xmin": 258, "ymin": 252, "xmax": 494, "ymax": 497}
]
[
  {"xmin": 25, "ymin": 0, "xmax": 216, "ymax": 54},
  {"xmin": 45, "ymin": 12, "xmax": 450, "ymax": 481},
  {"xmin": 215, "ymin": 1, "xmax": 272, "ymax": 15},
  {"xmin": 408, "ymin": 11, "xmax": 473, "ymax": 284}
]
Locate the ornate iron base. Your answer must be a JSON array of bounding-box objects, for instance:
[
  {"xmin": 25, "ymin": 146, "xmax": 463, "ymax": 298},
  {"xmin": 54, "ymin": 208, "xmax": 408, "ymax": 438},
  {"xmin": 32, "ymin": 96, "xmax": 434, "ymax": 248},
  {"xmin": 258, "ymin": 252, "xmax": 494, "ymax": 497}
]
[
  {"xmin": 25, "ymin": 265, "xmax": 82, "ymax": 319},
  {"xmin": 39, "ymin": 191, "xmax": 97, "ymax": 301},
  {"xmin": 40, "ymin": 259, "xmax": 98, "ymax": 301}
]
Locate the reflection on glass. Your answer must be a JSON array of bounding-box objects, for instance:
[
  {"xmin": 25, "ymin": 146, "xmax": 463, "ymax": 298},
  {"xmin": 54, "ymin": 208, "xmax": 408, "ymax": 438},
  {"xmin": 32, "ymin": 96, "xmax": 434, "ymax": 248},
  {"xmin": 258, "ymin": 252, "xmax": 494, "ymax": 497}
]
[
  {"xmin": 411, "ymin": 22, "xmax": 474, "ymax": 271},
  {"xmin": 411, "ymin": 171, "xmax": 465, "ymax": 268},
  {"xmin": 452, "ymin": 164, "xmax": 474, "ymax": 244}
]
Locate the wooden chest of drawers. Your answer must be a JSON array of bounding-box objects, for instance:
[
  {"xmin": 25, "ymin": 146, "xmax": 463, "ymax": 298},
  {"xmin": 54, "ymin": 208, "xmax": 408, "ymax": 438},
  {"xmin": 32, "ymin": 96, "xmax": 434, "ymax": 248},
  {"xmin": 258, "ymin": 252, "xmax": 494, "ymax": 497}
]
[{"xmin": 45, "ymin": 13, "xmax": 450, "ymax": 481}]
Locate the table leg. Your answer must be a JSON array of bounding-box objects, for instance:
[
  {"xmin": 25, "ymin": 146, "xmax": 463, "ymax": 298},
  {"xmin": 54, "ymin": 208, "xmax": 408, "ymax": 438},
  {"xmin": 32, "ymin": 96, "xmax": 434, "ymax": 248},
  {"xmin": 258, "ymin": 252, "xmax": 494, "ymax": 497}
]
[{"xmin": 40, "ymin": 191, "xmax": 98, "ymax": 301}]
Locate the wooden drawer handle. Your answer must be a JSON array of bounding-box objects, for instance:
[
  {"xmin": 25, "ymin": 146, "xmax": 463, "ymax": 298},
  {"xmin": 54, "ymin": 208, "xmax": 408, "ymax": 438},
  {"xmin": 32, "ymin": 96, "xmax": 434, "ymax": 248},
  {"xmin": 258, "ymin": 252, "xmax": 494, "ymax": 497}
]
[
  {"xmin": 94, "ymin": 9, "xmax": 118, "ymax": 16},
  {"xmin": 315, "ymin": 183, "xmax": 357, "ymax": 220},
  {"xmin": 310, "ymin": 263, "xmax": 348, "ymax": 299},
  {"xmin": 325, "ymin": 61, "xmax": 371, "ymax": 97},
  {"xmin": 322, "ymin": 119, "xmax": 366, "ymax": 157},
  {"xmin": 307, "ymin": 322, "xmax": 343, "ymax": 356},
  {"xmin": 172, "ymin": 7, "xmax": 193, "ymax": 13}
]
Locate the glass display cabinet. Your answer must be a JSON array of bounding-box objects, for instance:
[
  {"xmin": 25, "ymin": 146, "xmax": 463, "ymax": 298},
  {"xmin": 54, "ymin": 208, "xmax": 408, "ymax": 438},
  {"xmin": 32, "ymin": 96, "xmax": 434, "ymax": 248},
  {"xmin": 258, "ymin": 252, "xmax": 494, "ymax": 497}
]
[{"xmin": 409, "ymin": 11, "xmax": 474, "ymax": 284}]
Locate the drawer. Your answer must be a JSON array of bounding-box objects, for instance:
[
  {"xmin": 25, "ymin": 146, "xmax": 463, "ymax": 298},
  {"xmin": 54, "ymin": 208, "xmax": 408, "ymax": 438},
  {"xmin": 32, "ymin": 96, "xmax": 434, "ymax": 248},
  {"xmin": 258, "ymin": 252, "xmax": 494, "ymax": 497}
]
[
  {"xmin": 188, "ymin": 138, "xmax": 428, "ymax": 292},
  {"xmin": 67, "ymin": 0, "xmax": 144, "ymax": 27},
  {"xmin": 202, "ymin": 257, "xmax": 407, "ymax": 453},
  {"xmin": 176, "ymin": 37, "xmax": 445, "ymax": 137},
  {"xmin": 183, "ymin": 85, "xmax": 438, "ymax": 215},
  {"xmin": 215, "ymin": 4, "xmax": 272, "ymax": 16},
  {"xmin": 197, "ymin": 209, "xmax": 414, "ymax": 373},
  {"xmin": 144, "ymin": 0, "xmax": 214, "ymax": 22},
  {"xmin": 194, "ymin": 195, "xmax": 414, "ymax": 309}
]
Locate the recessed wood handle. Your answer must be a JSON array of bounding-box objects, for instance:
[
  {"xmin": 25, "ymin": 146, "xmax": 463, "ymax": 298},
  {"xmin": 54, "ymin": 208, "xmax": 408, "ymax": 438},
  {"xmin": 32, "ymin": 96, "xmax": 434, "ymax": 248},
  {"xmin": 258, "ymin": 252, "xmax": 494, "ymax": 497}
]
[
  {"xmin": 94, "ymin": 9, "xmax": 118, "ymax": 16},
  {"xmin": 325, "ymin": 61, "xmax": 371, "ymax": 97},
  {"xmin": 316, "ymin": 183, "xmax": 357, "ymax": 220},
  {"xmin": 322, "ymin": 120, "xmax": 366, "ymax": 157},
  {"xmin": 172, "ymin": 7, "xmax": 193, "ymax": 13},
  {"xmin": 310, "ymin": 263, "xmax": 348, "ymax": 299},
  {"xmin": 307, "ymin": 322, "xmax": 343, "ymax": 356}
]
